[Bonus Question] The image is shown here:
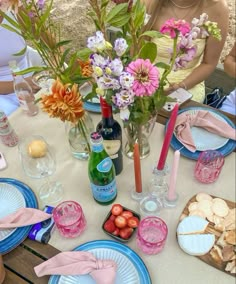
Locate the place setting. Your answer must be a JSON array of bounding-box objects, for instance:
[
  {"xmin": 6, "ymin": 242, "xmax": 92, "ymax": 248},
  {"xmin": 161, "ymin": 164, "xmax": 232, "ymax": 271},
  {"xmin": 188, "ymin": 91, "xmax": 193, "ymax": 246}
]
[{"xmin": 168, "ymin": 106, "xmax": 236, "ymax": 160}]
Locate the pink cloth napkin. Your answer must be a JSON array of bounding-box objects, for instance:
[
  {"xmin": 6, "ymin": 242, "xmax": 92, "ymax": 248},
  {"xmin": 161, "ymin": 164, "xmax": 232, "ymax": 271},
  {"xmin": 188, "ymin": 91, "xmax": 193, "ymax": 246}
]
[
  {"xmin": 175, "ymin": 110, "xmax": 236, "ymax": 152},
  {"xmin": 34, "ymin": 251, "xmax": 117, "ymax": 284},
  {"xmin": 0, "ymin": 208, "xmax": 52, "ymax": 229}
]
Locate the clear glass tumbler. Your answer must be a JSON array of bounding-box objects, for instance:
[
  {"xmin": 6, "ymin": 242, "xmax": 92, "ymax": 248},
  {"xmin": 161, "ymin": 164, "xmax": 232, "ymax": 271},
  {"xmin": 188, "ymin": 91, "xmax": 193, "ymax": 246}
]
[
  {"xmin": 53, "ymin": 201, "xmax": 86, "ymax": 238},
  {"xmin": 136, "ymin": 216, "xmax": 168, "ymax": 255},
  {"xmin": 194, "ymin": 150, "xmax": 225, "ymax": 183}
]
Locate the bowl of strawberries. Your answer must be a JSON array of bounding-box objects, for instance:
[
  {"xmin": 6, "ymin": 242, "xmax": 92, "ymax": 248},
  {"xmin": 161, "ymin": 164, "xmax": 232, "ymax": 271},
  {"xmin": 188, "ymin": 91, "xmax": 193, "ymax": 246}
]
[{"xmin": 102, "ymin": 204, "xmax": 140, "ymax": 242}]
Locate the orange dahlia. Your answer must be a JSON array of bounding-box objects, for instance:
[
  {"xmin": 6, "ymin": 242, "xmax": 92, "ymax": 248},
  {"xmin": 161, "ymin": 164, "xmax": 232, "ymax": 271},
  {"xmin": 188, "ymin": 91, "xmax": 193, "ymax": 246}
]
[
  {"xmin": 41, "ymin": 78, "xmax": 85, "ymax": 123},
  {"xmin": 77, "ymin": 59, "xmax": 93, "ymax": 77}
]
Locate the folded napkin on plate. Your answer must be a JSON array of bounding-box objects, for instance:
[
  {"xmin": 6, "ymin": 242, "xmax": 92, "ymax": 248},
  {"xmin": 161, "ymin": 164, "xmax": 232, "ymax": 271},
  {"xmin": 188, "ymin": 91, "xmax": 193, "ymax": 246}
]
[
  {"xmin": 175, "ymin": 110, "xmax": 236, "ymax": 152},
  {"xmin": 0, "ymin": 208, "xmax": 52, "ymax": 229},
  {"xmin": 34, "ymin": 251, "xmax": 117, "ymax": 284}
]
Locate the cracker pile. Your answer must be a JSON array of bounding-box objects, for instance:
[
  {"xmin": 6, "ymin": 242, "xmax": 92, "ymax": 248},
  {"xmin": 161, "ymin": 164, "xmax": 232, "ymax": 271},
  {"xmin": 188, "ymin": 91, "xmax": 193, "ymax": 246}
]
[{"xmin": 187, "ymin": 193, "xmax": 236, "ymax": 275}]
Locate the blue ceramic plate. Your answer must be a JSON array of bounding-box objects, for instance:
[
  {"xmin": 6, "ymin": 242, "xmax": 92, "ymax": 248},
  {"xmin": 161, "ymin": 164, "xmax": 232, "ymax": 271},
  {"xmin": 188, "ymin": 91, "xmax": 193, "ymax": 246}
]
[
  {"xmin": 84, "ymin": 101, "xmax": 101, "ymax": 113},
  {"xmin": 49, "ymin": 240, "xmax": 151, "ymax": 284},
  {"xmin": 0, "ymin": 178, "xmax": 38, "ymax": 254},
  {"xmin": 166, "ymin": 107, "xmax": 236, "ymax": 160}
]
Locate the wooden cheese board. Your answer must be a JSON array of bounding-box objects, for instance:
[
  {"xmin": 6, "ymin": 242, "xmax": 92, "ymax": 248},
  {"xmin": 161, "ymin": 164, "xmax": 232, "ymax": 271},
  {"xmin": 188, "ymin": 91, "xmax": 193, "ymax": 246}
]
[{"xmin": 178, "ymin": 194, "xmax": 236, "ymax": 277}]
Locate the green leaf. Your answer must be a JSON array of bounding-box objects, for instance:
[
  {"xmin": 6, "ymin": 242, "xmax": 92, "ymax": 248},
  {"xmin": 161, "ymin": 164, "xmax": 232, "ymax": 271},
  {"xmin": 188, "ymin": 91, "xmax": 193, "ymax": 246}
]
[
  {"xmin": 138, "ymin": 42, "xmax": 157, "ymax": 62},
  {"xmin": 155, "ymin": 62, "xmax": 170, "ymax": 70},
  {"xmin": 13, "ymin": 46, "xmax": 27, "ymax": 56},
  {"xmin": 76, "ymin": 48, "xmax": 92, "ymax": 61},
  {"xmin": 38, "ymin": 0, "xmax": 53, "ymax": 31},
  {"xmin": 133, "ymin": 0, "xmax": 146, "ymax": 30},
  {"xmin": 60, "ymin": 48, "xmax": 71, "ymax": 67},
  {"xmin": 108, "ymin": 14, "xmax": 131, "ymax": 27},
  {"xmin": 106, "ymin": 3, "xmax": 129, "ymax": 24},
  {"xmin": 0, "ymin": 24, "xmax": 21, "ymax": 36},
  {"xmin": 14, "ymin": 66, "xmax": 47, "ymax": 75},
  {"xmin": 0, "ymin": 11, "xmax": 20, "ymax": 30},
  {"xmin": 55, "ymin": 40, "xmax": 72, "ymax": 48},
  {"xmin": 140, "ymin": 30, "xmax": 163, "ymax": 39}
]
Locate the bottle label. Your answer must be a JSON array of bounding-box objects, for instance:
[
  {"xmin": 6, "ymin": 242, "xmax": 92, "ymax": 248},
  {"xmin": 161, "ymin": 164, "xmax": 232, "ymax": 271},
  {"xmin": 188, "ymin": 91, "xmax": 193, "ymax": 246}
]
[
  {"xmin": 90, "ymin": 179, "xmax": 117, "ymax": 202},
  {"xmin": 92, "ymin": 144, "xmax": 103, "ymax": 153},
  {"xmin": 103, "ymin": 140, "xmax": 121, "ymax": 159},
  {"xmin": 97, "ymin": 157, "xmax": 113, "ymax": 172}
]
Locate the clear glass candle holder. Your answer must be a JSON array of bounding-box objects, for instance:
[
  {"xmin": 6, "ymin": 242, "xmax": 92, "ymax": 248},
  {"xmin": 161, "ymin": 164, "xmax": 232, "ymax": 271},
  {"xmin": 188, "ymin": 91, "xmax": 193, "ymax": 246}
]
[
  {"xmin": 53, "ymin": 201, "xmax": 86, "ymax": 238},
  {"xmin": 136, "ymin": 216, "xmax": 168, "ymax": 255},
  {"xmin": 194, "ymin": 150, "xmax": 225, "ymax": 183}
]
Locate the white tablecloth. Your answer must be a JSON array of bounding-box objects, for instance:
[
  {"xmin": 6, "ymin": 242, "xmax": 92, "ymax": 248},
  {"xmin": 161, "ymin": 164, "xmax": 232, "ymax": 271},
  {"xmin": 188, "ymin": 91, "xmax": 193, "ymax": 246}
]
[{"xmin": 1, "ymin": 108, "xmax": 235, "ymax": 284}]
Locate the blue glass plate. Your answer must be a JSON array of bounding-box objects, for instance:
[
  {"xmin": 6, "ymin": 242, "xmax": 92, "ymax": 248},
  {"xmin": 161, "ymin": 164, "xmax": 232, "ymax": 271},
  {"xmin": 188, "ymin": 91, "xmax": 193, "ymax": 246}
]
[
  {"xmin": 49, "ymin": 240, "xmax": 151, "ymax": 284},
  {"xmin": 166, "ymin": 107, "xmax": 236, "ymax": 160},
  {"xmin": 0, "ymin": 178, "xmax": 38, "ymax": 254},
  {"xmin": 84, "ymin": 101, "xmax": 101, "ymax": 113}
]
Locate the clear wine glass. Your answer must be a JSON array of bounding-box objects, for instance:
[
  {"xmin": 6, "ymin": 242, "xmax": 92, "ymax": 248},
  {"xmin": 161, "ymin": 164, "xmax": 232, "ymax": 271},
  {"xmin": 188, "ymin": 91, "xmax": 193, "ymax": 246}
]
[
  {"xmin": 18, "ymin": 135, "xmax": 63, "ymax": 206},
  {"xmin": 32, "ymin": 70, "xmax": 53, "ymax": 92}
]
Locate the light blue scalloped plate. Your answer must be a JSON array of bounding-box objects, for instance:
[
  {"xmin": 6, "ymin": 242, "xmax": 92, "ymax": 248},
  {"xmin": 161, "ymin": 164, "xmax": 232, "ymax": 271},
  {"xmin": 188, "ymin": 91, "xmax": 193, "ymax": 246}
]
[
  {"xmin": 166, "ymin": 107, "xmax": 236, "ymax": 160},
  {"xmin": 0, "ymin": 178, "xmax": 38, "ymax": 254}
]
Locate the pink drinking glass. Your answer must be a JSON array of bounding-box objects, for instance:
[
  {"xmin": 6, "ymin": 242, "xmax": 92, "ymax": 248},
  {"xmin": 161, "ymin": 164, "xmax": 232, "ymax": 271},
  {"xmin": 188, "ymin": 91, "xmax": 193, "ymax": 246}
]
[
  {"xmin": 194, "ymin": 150, "xmax": 225, "ymax": 183},
  {"xmin": 53, "ymin": 201, "xmax": 86, "ymax": 238},
  {"xmin": 136, "ymin": 216, "xmax": 168, "ymax": 255}
]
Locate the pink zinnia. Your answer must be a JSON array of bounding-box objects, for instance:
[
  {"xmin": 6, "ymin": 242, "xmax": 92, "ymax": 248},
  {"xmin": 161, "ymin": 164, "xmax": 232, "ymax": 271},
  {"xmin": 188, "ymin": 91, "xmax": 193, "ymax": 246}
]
[
  {"xmin": 160, "ymin": 18, "xmax": 191, "ymax": 38},
  {"xmin": 126, "ymin": 59, "xmax": 159, "ymax": 97}
]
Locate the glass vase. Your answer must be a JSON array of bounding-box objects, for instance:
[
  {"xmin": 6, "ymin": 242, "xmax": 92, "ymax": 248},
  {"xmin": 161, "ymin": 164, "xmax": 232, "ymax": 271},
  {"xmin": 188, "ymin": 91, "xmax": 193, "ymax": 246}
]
[
  {"xmin": 123, "ymin": 114, "xmax": 157, "ymax": 159},
  {"xmin": 65, "ymin": 111, "xmax": 94, "ymax": 160}
]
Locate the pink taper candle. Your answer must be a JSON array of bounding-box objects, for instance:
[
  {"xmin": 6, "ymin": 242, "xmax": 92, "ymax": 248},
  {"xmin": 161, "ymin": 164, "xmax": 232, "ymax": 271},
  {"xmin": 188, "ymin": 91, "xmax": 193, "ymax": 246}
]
[
  {"xmin": 168, "ymin": 150, "xmax": 180, "ymax": 200},
  {"xmin": 157, "ymin": 104, "xmax": 179, "ymax": 170},
  {"xmin": 133, "ymin": 143, "xmax": 142, "ymax": 193}
]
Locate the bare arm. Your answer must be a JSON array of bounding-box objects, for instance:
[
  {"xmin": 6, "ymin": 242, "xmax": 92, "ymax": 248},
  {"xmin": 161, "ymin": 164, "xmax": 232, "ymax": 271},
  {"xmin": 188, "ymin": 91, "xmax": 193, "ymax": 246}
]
[
  {"xmin": 0, "ymin": 77, "xmax": 40, "ymax": 95},
  {"xmin": 224, "ymin": 43, "xmax": 236, "ymax": 78}
]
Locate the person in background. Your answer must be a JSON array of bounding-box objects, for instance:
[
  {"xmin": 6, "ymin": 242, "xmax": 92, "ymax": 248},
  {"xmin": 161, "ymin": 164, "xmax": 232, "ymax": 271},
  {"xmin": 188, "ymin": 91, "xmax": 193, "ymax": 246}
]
[
  {"xmin": 0, "ymin": 12, "xmax": 40, "ymax": 116},
  {"xmin": 142, "ymin": 0, "xmax": 229, "ymax": 103},
  {"xmin": 219, "ymin": 42, "xmax": 236, "ymax": 115}
]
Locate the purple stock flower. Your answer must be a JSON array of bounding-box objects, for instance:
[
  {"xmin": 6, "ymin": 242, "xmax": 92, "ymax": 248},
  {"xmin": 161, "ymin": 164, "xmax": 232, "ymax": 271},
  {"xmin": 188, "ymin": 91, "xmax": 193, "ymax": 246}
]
[
  {"xmin": 114, "ymin": 38, "xmax": 128, "ymax": 57},
  {"xmin": 97, "ymin": 76, "xmax": 120, "ymax": 90},
  {"xmin": 108, "ymin": 58, "xmax": 124, "ymax": 76},
  {"xmin": 37, "ymin": 0, "xmax": 45, "ymax": 9}
]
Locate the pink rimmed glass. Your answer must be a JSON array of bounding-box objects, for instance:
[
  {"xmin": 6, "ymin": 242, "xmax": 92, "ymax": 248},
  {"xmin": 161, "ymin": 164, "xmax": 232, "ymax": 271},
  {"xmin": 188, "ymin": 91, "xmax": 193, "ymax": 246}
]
[
  {"xmin": 53, "ymin": 201, "xmax": 86, "ymax": 238},
  {"xmin": 194, "ymin": 150, "xmax": 225, "ymax": 183},
  {"xmin": 136, "ymin": 217, "xmax": 168, "ymax": 255}
]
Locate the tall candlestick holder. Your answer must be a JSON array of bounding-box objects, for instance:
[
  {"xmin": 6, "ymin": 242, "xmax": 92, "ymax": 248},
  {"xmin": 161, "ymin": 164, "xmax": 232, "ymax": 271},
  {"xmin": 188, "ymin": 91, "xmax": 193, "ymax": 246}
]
[{"xmin": 148, "ymin": 163, "xmax": 169, "ymax": 202}]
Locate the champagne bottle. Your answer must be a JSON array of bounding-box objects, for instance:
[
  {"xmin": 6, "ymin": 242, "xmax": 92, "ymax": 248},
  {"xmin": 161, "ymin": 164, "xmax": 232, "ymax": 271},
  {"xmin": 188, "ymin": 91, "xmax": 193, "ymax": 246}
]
[
  {"xmin": 96, "ymin": 97, "xmax": 123, "ymax": 175},
  {"xmin": 88, "ymin": 132, "xmax": 117, "ymax": 205},
  {"xmin": 9, "ymin": 61, "xmax": 38, "ymax": 116}
]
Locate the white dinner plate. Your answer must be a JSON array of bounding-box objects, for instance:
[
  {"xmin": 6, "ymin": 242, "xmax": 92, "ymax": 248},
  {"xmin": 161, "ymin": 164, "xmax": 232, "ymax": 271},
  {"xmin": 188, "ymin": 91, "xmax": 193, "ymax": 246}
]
[
  {"xmin": 174, "ymin": 109, "xmax": 229, "ymax": 151},
  {"xmin": 0, "ymin": 182, "xmax": 26, "ymax": 241},
  {"xmin": 58, "ymin": 248, "xmax": 138, "ymax": 284},
  {"xmin": 49, "ymin": 240, "xmax": 151, "ymax": 284}
]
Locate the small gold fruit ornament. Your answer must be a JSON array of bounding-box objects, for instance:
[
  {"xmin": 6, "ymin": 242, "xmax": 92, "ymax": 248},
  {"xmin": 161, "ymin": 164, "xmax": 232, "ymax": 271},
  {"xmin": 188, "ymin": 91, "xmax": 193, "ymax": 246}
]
[{"xmin": 28, "ymin": 140, "xmax": 47, "ymax": 158}]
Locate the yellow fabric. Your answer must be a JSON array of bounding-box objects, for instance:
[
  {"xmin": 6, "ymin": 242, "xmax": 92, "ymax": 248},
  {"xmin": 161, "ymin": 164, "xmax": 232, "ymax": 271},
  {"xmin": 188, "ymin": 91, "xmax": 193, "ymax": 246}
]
[{"xmin": 153, "ymin": 35, "xmax": 207, "ymax": 103}]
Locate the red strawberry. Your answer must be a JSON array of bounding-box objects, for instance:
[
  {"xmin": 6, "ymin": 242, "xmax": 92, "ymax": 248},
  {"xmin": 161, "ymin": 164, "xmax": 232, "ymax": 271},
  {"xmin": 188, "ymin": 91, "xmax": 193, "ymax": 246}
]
[
  {"xmin": 109, "ymin": 214, "xmax": 116, "ymax": 222},
  {"xmin": 121, "ymin": 210, "xmax": 133, "ymax": 219},
  {"xmin": 114, "ymin": 216, "xmax": 127, "ymax": 228},
  {"xmin": 111, "ymin": 204, "xmax": 123, "ymax": 216},
  {"xmin": 127, "ymin": 216, "xmax": 140, "ymax": 228},
  {"xmin": 119, "ymin": 227, "xmax": 134, "ymax": 239},
  {"xmin": 103, "ymin": 220, "xmax": 116, "ymax": 233},
  {"xmin": 112, "ymin": 227, "xmax": 120, "ymax": 236}
]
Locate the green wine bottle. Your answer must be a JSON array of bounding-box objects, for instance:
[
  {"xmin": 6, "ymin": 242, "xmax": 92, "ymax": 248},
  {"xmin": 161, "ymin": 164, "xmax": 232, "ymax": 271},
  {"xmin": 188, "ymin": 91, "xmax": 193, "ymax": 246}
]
[{"xmin": 88, "ymin": 132, "xmax": 117, "ymax": 205}]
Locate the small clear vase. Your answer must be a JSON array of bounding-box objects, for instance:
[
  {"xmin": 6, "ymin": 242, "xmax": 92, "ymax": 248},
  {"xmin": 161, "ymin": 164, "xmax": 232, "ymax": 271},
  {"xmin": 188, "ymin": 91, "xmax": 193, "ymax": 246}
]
[
  {"xmin": 123, "ymin": 114, "xmax": 157, "ymax": 159},
  {"xmin": 65, "ymin": 112, "xmax": 94, "ymax": 160}
]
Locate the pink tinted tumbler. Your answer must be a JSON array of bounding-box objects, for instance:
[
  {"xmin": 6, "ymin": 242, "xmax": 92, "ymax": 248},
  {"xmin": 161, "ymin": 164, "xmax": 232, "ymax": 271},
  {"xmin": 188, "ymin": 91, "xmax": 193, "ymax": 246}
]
[
  {"xmin": 194, "ymin": 150, "xmax": 225, "ymax": 183},
  {"xmin": 53, "ymin": 201, "xmax": 86, "ymax": 238},
  {"xmin": 136, "ymin": 217, "xmax": 168, "ymax": 255}
]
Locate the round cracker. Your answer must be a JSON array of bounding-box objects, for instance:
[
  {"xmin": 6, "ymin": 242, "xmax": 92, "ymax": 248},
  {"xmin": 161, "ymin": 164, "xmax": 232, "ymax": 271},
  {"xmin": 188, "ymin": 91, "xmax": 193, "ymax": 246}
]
[
  {"xmin": 198, "ymin": 199, "xmax": 213, "ymax": 219},
  {"xmin": 188, "ymin": 202, "xmax": 199, "ymax": 213},
  {"xmin": 196, "ymin": 193, "xmax": 213, "ymax": 202},
  {"xmin": 213, "ymin": 215, "xmax": 224, "ymax": 226},
  {"xmin": 212, "ymin": 199, "xmax": 229, "ymax": 217}
]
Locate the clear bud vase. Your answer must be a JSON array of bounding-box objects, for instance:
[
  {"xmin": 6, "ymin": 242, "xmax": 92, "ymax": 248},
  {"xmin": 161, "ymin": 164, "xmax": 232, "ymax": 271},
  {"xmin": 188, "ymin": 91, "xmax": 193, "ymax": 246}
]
[{"xmin": 65, "ymin": 111, "xmax": 94, "ymax": 160}]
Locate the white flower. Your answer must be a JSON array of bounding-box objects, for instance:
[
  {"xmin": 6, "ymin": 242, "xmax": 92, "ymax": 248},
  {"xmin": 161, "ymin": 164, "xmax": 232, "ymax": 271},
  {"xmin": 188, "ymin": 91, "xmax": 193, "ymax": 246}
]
[
  {"xmin": 97, "ymin": 76, "xmax": 120, "ymax": 90},
  {"xmin": 119, "ymin": 72, "xmax": 134, "ymax": 89},
  {"xmin": 108, "ymin": 58, "xmax": 123, "ymax": 76},
  {"xmin": 87, "ymin": 31, "xmax": 106, "ymax": 52},
  {"xmin": 114, "ymin": 38, "xmax": 128, "ymax": 56}
]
